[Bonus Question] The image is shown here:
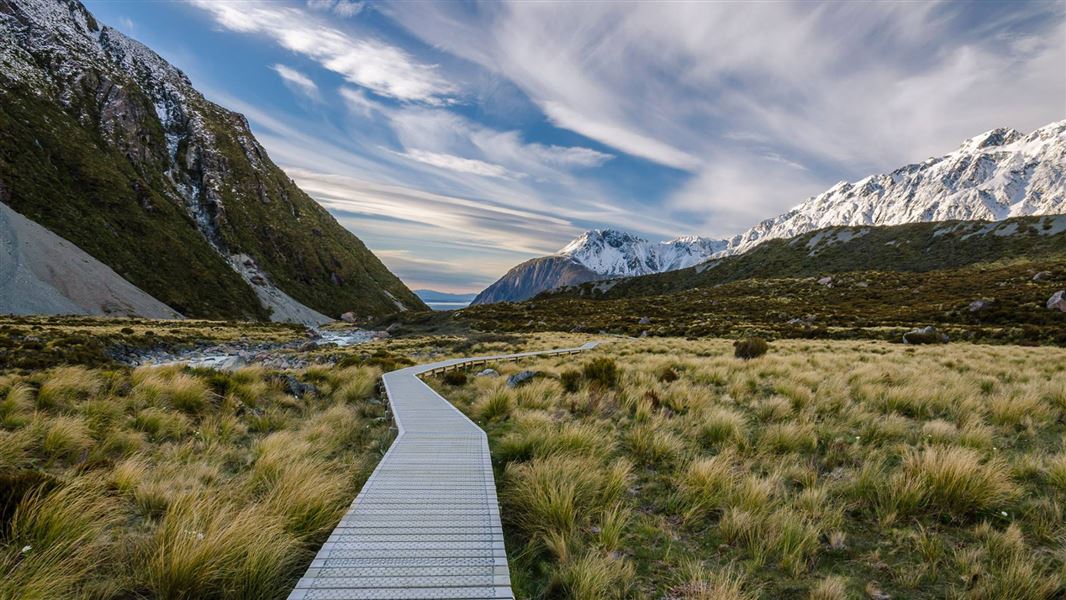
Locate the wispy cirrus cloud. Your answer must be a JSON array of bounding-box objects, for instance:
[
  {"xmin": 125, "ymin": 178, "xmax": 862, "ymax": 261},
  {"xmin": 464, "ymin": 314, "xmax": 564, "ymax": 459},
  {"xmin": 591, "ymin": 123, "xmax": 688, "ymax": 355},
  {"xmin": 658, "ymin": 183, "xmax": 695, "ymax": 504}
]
[
  {"xmin": 190, "ymin": 0, "xmax": 455, "ymax": 104},
  {"xmin": 397, "ymin": 149, "xmax": 518, "ymax": 179},
  {"xmin": 306, "ymin": 0, "xmax": 364, "ymax": 18},
  {"xmin": 178, "ymin": 0, "xmax": 1064, "ymax": 289},
  {"xmin": 270, "ymin": 63, "xmax": 319, "ymax": 100},
  {"xmin": 383, "ymin": 0, "xmax": 1066, "ymax": 235}
]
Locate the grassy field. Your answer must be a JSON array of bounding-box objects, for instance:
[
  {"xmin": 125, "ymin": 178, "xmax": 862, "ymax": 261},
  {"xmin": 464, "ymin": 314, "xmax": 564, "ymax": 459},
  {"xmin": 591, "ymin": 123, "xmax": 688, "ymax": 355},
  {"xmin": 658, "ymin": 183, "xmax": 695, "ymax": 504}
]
[
  {"xmin": 5, "ymin": 320, "xmax": 1065, "ymax": 599},
  {"xmin": 0, "ymin": 360, "xmax": 390, "ymax": 599},
  {"xmin": 430, "ymin": 337, "xmax": 1066, "ymax": 599}
]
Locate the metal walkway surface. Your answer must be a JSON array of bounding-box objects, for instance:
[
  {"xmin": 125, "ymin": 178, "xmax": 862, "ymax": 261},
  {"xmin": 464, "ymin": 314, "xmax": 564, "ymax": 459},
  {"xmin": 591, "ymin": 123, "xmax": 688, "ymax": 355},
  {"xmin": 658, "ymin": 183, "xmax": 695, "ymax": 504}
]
[{"xmin": 288, "ymin": 341, "xmax": 599, "ymax": 600}]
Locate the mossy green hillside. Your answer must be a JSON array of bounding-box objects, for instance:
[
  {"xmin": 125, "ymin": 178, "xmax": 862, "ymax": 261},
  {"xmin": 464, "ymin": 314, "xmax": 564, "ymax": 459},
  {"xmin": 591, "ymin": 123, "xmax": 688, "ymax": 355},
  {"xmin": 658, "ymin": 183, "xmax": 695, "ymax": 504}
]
[{"xmin": 0, "ymin": 1, "xmax": 425, "ymax": 319}]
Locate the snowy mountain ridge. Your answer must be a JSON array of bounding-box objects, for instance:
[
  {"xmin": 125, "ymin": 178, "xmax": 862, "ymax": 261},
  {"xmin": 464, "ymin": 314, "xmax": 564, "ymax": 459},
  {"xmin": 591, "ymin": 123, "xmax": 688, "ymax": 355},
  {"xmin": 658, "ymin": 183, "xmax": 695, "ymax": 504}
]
[
  {"xmin": 719, "ymin": 120, "xmax": 1066, "ymax": 257},
  {"xmin": 474, "ymin": 120, "xmax": 1066, "ymax": 305},
  {"xmin": 558, "ymin": 230, "xmax": 727, "ymax": 277}
]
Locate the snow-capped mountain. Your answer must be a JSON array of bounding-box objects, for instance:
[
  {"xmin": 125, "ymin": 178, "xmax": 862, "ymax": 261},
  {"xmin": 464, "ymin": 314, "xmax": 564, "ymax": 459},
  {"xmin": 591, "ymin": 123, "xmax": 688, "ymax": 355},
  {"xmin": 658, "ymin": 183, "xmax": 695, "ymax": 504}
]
[
  {"xmin": 471, "ymin": 231, "xmax": 724, "ymax": 305},
  {"xmin": 559, "ymin": 230, "xmax": 727, "ymax": 277},
  {"xmin": 0, "ymin": 0, "xmax": 424, "ymax": 320},
  {"xmin": 719, "ymin": 121, "xmax": 1066, "ymax": 257},
  {"xmin": 473, "ymin": 120, "xmax": 1066, "ymax": 305}
]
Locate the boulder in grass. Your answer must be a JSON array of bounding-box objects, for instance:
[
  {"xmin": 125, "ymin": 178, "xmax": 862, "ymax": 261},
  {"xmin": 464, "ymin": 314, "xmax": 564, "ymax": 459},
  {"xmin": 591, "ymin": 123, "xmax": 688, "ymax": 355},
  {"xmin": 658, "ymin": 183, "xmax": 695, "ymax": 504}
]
[
  {"xmin": 340, "ymin": 311, "xmax": 357, "ymax": 323},
  {"xmin": 903, "ymin": 326, "xmax": 949, "ymax": 344},
  {"xmin": 1048, "ymin": 290, "xmax": 1066, "ymax": 312},
  {"xmin": 968, "ymin": 299, "xmax": 992, "ymax": 313},
  {"xmin": 817, "ymin": 276, "xmax": 833, "ymax": 286},
  {"xmin": 506, "ymin": 370, "xmax": 538, "ymax": 388},
  {"xmin": 476, "ymin": 368, "xmax": 499, "ymax": 378},
  {"xmin": 1033, "ymin": 271, "xmax": 1052, "ymax": 282},
  {"xmin": 271, "ymin": 374, "xmax": 318, "ymax": 398},
  {"xmin": 638, "ymin": 316, "xmax": 652, "ymax": 325}
]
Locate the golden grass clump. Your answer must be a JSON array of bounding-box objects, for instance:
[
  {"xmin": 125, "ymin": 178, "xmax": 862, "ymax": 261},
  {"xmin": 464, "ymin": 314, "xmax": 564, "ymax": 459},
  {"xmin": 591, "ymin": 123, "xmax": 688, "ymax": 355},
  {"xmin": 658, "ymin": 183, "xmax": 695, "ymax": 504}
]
[
  {"xmin": 503, "ymin": 454, "xmax": 630, "ymax": 542},
  {"xmin": 550, "ymin": 551, "xmax": 634, "ymax": 600},
  {"xmin": 0, "ymin": 479, "xmax": 121, "ymax": 600},
  {"xmin": 671, "ymin": 561, "xmax": 755, "ymax": 600},
  {"xmin": 35, "ymin": 366, "xmax": 100, "ymax": 410},
  {"xmin": 902, "ymin": 446, "xmax": 1017, "ymax": 517},
  {"xmin": 142, "ymin": 495, "xmax": 303, "ymax": 599},
  {"xmin": 698, "ymin": 407, "xmax": 748, "ymax": 447}
]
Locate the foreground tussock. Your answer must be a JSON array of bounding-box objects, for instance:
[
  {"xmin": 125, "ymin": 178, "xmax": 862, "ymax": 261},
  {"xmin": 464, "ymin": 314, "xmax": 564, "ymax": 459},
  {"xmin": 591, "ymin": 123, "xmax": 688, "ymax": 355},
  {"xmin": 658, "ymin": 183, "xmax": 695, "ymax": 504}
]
[
  {"xmin": 0, "ymin": 364, "xmax": 388, "ymax": 599},
  {"xmin": 433, "ymin": 337, "xmax": 1066, "ymax": 599}
]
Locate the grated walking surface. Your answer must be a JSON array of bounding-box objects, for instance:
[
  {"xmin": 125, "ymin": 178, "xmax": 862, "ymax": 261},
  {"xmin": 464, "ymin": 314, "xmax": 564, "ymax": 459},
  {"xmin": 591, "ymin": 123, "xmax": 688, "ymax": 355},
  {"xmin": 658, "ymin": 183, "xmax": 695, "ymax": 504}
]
[{"xmin": 288, "ymin": 342, "xmax": 599, "ymax": 600}]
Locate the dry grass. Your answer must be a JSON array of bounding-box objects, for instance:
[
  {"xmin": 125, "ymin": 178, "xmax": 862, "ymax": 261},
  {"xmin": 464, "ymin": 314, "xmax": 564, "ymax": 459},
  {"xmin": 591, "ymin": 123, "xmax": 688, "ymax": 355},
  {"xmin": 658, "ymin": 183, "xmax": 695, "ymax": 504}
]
[
  {"xmin": 435, "ymin": 336, "xmax": 1066, "ymax": 599},
  {"xmin": 0, "ymin": 363, "xmax": 389, "ymax": 599}
]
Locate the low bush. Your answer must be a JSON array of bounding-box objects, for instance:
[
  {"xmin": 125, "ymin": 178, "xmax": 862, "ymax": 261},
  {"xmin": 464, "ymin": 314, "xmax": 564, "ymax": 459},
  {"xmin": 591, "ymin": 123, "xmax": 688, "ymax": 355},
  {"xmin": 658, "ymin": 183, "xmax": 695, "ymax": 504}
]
[
  {"xmin": 442, "ymin": 370, "xmax": 468, "ymax": 386},
  {"xmin": 734, "ymin": 338, "xmax": 769, "ymax": 360},
  {"xmin": 582, "ymin": 358, "xmax": 619, "ymax": 388},
  {"xmin": 559, "ymin": 369, "xmax": 583, "ymax": 393}
]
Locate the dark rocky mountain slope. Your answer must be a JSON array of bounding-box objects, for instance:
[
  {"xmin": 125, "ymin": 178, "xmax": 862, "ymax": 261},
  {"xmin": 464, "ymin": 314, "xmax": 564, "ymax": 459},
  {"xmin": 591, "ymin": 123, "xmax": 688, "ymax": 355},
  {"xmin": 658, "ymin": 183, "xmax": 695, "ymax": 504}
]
[{"xmin": 0, "ymin": 0, "xmax": 425, "ymax": 321}]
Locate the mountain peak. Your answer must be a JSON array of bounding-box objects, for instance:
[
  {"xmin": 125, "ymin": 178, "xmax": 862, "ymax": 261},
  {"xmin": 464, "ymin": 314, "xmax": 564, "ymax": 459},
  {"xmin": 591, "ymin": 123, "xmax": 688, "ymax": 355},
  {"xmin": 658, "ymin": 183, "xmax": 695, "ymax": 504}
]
[
  {"xmin": 558, "ymin": 229, "xmax": 647, "ymax": 255},
  {"xmin": 957, "ymin": 127, "xmax": 1024, "ymax": 153}
]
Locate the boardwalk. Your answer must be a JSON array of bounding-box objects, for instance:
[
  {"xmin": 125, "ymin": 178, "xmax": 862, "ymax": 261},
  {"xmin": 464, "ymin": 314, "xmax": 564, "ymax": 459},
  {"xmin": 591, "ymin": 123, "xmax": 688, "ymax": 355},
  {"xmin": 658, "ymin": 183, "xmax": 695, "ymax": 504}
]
[{"xmin": 288, "ymin": 342, "xmax": 599, "ymax": 600}]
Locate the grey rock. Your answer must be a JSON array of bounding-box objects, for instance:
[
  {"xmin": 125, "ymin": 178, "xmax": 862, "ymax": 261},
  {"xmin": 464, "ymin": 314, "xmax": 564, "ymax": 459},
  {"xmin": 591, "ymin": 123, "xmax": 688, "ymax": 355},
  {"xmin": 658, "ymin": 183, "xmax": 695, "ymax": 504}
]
[
  {"xmin": 1048, "ymin": 290, "xmax": 1066, "ymax": 312},
  {"xmin": 299, "ymin": 341, "xmax": 319, "ymax": 351},
  {"xmin": 1034, "ymin": 271, "xmax": 1052, "ymax": 282},
  {"xmin": 817, "ymin": 276, "xmax": 833, "ymax": 286},
  {"xmin": 475, "ymin": 368, "xmax": 499, "ymax": 377},
  {"xmin": 340, "ymin": 311, "xmax": 358, "ymax": 323},
  {"xmin": 271, "ymin": 374, "xmax": 319, "ymax": 398},
  {"xmin": 507, "ymin": 370, "xmax": 538, "ymax": 388},
  {"xmin": 968, "ymin": 299, "xmax": 992, "ymax": 312},
  {"xmin": 638, "ymin": 316, "xmax": 652, "ymax": 325},
  {"xmin": 903, "ymin": 326, "xmax": 949, "ymax": 345}
]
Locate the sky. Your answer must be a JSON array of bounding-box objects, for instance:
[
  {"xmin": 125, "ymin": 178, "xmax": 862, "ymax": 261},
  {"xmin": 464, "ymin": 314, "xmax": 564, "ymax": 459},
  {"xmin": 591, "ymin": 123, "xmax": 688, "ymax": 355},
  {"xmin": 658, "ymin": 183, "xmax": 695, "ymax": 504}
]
[{"xmin": 83, "ymin": 1, "xmax": 1066, "ymax": 293}]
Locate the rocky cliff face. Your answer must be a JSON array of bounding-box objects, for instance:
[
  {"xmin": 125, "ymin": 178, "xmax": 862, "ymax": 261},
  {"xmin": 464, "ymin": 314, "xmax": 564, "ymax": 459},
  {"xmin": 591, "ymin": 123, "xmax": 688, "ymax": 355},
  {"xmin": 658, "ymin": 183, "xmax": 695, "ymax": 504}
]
[
  {"xmin": 0, "ymin": 0, "xmax": 425, "ymax": 321},
  {"xmin": 471, "ymin": 256, "xmax": 599, "ymax": 305}
]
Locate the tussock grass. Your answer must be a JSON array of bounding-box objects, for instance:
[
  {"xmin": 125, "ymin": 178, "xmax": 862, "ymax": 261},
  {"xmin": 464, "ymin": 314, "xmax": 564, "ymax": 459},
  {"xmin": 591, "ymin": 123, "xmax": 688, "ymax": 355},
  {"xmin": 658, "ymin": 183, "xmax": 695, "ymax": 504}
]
[
  {"xmin": 440, "ymin": 337, "xmax": 1066, "ymax": 598},
  {"xmin": 0, "ymin": 361, "xmax": 391, "ymax": 598},
  {"xmin": 0, "ymin": 479, "xmax": 121, "ymax": 600},
  {"xmin": 671, "ymin": 561, "xmax": 756, "ymax": 600},
  {"xmin": 34, "ymin": 366, "xmax": 100, "ymax": 410},
  {"xmin": 902, "ymin": 446, "xmax": 1017, "ymax": 518},
  {"xmin": 698, "ymin": 407, "xmax": 747, "ymax": 447},
  {"xmin": 550, "ymin": 551, "xmax": 633, "ymax": 600}
]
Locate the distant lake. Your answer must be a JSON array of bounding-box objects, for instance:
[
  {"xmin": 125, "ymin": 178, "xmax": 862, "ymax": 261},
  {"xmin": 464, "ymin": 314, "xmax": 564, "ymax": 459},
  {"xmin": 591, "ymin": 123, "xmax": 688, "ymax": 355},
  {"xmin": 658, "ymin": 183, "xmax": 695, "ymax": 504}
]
[{"xmin": 426, "ymin": 301, "xmax": 471, "ymax": 311}]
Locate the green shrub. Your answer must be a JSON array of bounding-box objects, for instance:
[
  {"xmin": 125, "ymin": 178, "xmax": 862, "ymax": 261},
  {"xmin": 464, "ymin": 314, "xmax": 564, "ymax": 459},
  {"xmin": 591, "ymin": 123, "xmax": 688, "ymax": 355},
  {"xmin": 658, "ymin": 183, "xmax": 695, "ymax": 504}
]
[
  {"xmin": 582, "ymin": 358, "xmax": 619, "ymax": 389},
  {"xmin": 734, "ymin": 338, "xmax": 769, "ymax": 360},
  {"xmin": 560, "ymin": 370, "xmax": 583, "ymax": 393},
  {"xmin": 442, "ymin": 370, "xmax": 468, "ymax": 386}
]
